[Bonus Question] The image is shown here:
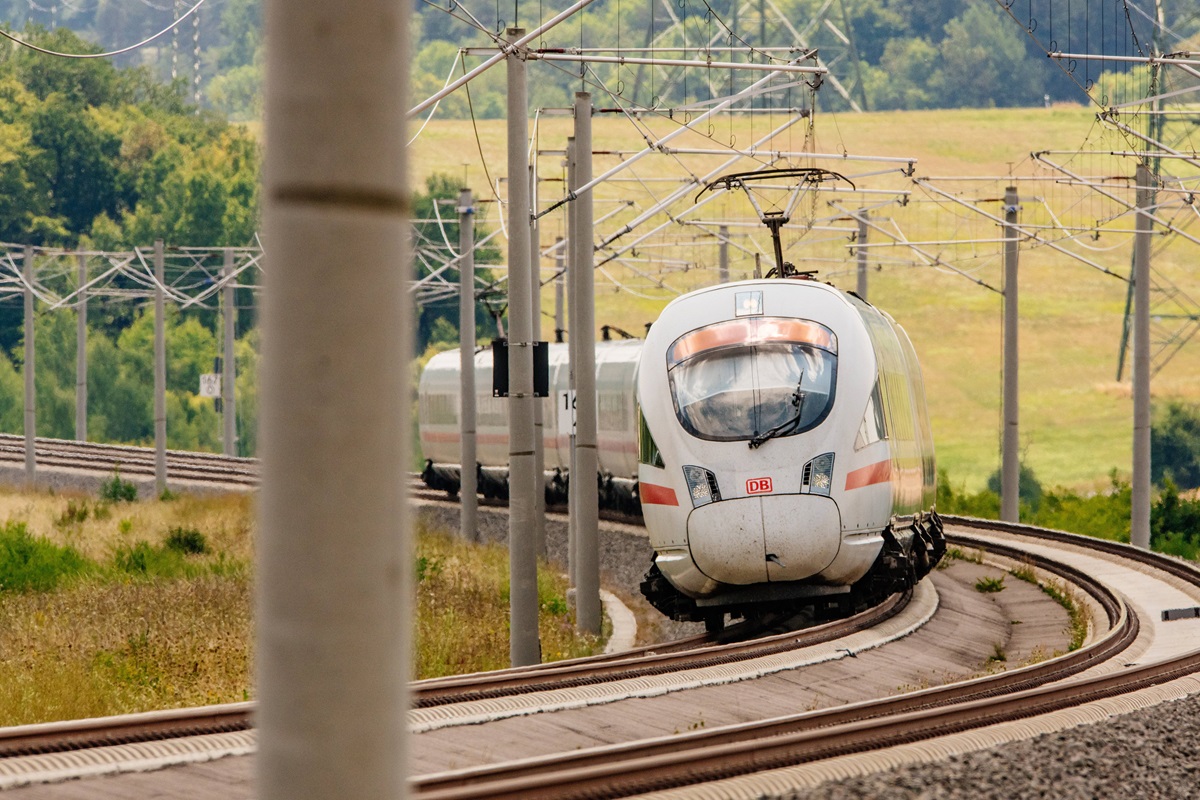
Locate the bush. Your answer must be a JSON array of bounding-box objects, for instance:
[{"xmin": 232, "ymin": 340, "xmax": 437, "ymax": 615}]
[
  {"xmin": 113, "ymin": 541, "xmax": 186, "ymax": 578},
  {"xmin": 936, "ymin": 468, "xmax": 1000, "ymax": 518},
  {"xmin": 985, "ymin": 463, "xmax": 1044, "ymax": 512},
  {"xmin": 55, "ymin": 499, "xmax": 90, "ymax": 528},
  {"xmin": 1152, "ymin": 400, "xmax": 1200, "ymax": 490},
  {"xmin": 1032, "ymin": 472, "xmax": 1131, "ymax": 543},
  {"xmin": 1151, "ymin": 479, "xmax": 1200, "ymax": 559},
  {"xmin": 0, "ymin": 522, "xmax": 89, "ymax": 592},
  {"xmin": 164, "ymin": 527, "xmax": 208, "ymax": 555},
  {"xmin": 99, "ymin": 470, "xmax": 137, "ymax": 503}
]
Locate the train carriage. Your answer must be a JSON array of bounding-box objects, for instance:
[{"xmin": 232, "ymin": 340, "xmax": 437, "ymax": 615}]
[
  {"xmin": 416, "ymin": 277, "xmax": 943, "ymax": 630},
  {"xmin": 418, "ymin": 339, "xmax": 642, "ymax": 510},
  {"xmin": 635, "ymin": 278, "xmax": 943, "ymax": 627}
]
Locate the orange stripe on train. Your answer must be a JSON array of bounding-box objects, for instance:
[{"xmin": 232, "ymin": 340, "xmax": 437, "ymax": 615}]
[
  {"xmin": 639, "ymin": 483, "xmax": 679, "ymax": 506},
  {"xmin": 845, "ymin": 459, "xmax": 891, "ymax": 490}
]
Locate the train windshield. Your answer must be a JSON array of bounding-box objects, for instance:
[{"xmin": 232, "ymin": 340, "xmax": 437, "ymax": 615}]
[{"xmin": 667, "ymin": 318, "xmax": 837, "ymax": 443}]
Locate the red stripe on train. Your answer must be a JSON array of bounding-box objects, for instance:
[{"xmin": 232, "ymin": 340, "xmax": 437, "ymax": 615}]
[
  {"xmin": 639, "ymin": 483, "xmax": 679, "ymax": 506},
  {"xmin": 845, "ymin": 459, "xmax": 891, "ymax": 490}
]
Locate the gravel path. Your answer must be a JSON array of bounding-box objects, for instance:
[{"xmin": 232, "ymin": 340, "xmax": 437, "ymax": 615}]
[{"xmin": 416, "ymin": 500, "xmax": 1200, "ymax": 798}]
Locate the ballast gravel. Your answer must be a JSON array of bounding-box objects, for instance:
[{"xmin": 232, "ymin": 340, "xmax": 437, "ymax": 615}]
[
  {"xmin": 417, "ymin": 500, "xmax": 1200, "ymax": 799},
  {"xmin": 779, "ymin": 691, "xmax": 1200, "ymax": 799}
]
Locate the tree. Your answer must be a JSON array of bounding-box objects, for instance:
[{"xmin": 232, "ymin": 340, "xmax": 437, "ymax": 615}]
[
  {"xmin": 862, "ymin": 37, "xmax": 940, "ymax": 110},
  {"xmin": 1152, "ymin": 400, "xmax": 1200, "ymax": 490},
  {"xmin": 937, "ymin": 5, "xmax": 1044, "ymax": 108},
  {"xmin": 986, "ymin": 462, "xmax": 1045, "ymax": 513},
  {"xmin": 26, "ymin": 96, "xmax": 121, "ymax": 243},
  {"xmin": 411, "ymin": 173, "xmax": 500, "ymax": 353}
]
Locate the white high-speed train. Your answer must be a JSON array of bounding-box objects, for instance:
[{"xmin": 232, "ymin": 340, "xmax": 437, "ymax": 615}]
[
  {"xmin": 417, "ymin": 276, "xmax": 944, "ymax": 630},
  {"xmin": 635, "ymin": 277, "xmax": 943, "ymax": 629},
  {"xmin": 418, "ymin": 339, "xmax": 644, "ymax": 514}
]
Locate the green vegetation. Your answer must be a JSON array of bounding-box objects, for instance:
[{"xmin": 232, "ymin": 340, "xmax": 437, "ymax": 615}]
[
  {"xmin": 0, "ymin": 489, "xmax": 251, "ymax": 723},
  {"xmin": 0, "ymin": 26, "xmax": 258, "ymax": 250},
  {"xmin": 1152, "ymin": 401, "xmax": 1200, "ymax": 490},
  {"xmin": 412, "ymin": 173, "xmax": 502, "ymax": 354},
  {"xmin": 99, "ymin": 469, "xmax": 137, "ymax": 503},
  {"xmin": 13, "ymin": 1, "xmax": 1199, "ymax": 119},
  {"xmin": 415, "ymin": 521, "xmax": 605, "ymax": 678},
  {"xmin": 0, "ymin": 488, "xmax": 605, "ymax": 725},
  {"xmin": 939, "ymin": 465, "xmax": 1200, "ymax": 560},
  {"xmin": 1040, "ymin": 579, "xmax": 1089, "ymax": 652},
  {"xmin": 1009, "ymin": 563, "xmax": 1038, "ymax": 585},
  {"xmin": 974, "ymin": 576, "xmax": 1005, "ymax": 594},
  {"xmin": 0, "ymin": 521, "xmax": 88, "ymax": 592}
]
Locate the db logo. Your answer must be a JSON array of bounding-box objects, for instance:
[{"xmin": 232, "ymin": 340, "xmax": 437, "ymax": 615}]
[{"xmin": 746, "ymin": 477, "xmax": 773, "ymax": 495}]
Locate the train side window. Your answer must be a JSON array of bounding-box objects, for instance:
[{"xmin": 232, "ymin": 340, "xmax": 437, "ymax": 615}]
[
  {"xmin": 638, "ymin": 408, "xmax": 665, "ymax": 468},
  {"xmin": 854, "ymin": 381, "xmax": 887, "ymax": 450}
]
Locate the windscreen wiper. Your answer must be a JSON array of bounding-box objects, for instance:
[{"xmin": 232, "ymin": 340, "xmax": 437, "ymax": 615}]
[{"xmin": 749, "ymin": 380, "xmax": 806, "ymax": 450}]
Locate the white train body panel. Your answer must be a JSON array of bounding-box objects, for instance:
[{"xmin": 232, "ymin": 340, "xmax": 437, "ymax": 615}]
[
  {"xmin": 418, "ymin": 340, "xmax": 642, "ymax": 480},
  {"xmin": 636, "ymin": 279, "xmax": 935, "ymax": 605}
]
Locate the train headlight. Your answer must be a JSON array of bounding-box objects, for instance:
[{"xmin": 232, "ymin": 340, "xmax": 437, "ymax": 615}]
[
  {"xmin": 801, "ymin": 453, "xmax": 835, "ymax": 496},
  {"xmin": 683, "ymin": 465, "xmax": 722, "ymax": 508}
]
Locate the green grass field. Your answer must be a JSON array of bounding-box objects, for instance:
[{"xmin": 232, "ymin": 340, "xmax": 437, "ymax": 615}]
[{"xmin": 410, "ymin": 106, "xmax": 1200, "ymax": 491}]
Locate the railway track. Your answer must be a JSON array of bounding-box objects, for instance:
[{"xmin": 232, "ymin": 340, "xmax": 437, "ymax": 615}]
[
  {"xmin": 0, "ymin": 433, "xmax": 259, "ymax": 488},
  {"xmin": 0, "ymin": 457, "xmax": 1198, "ymax": 798}
]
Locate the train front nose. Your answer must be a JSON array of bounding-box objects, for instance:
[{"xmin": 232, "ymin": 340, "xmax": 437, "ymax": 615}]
[{"xmin": 687, "ymin": 495, "xmax": 842, "ymax": 585}]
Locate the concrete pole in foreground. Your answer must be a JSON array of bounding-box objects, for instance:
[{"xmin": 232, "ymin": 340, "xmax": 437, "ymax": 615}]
[
  {"xmin": 76, "ymin": 253, "xmax": 87, "ymax": 442},
  {"xmin": 573, "ymin": 91, "xmax": 601, "ymax": 635},
  {"xmin": 506, "ymin": 27, "xmax": 541, "ymax": 667},
  {"xmin": 23, "ymin": 245, "xmax": 34, "ymax": 486},
  {"xmin": 566, "ymin": 138, "xmax": 579, "ymax": 591},
  {"xmin": 554, "ymin": 236, "xmax": 565, "ymax": 342},
  {"xmin": 1131, "ymin": 163, "xmax": 1153, "ymax": 550},
  {"xmin": 1001, "ymin": 188, "xmax": 1020, "ymax": 523},
  {"xmin": 154, "ymin": 239, "xmax": 167, "ymax": 496},
  {"xmin": 258, "ymin": 1, "xmax": 412, "ymax": 798},
  {"xmin": 459, "ymin": 188, "xmax": 478, "ymax": 543},
  {"xmin": 530, "ymin": 163, "xmax": 547, "ymax": 558},
  {"xmin": 855, "ymin": 211, "xmax": 868, "ymax": 301},
  {"xmin": 222, "ymin": 248, "xmax": 237, "ymax": 456}
]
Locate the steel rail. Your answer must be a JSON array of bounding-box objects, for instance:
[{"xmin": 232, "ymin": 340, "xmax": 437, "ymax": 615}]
[
  {"xmin": 0, "ymin": 703, "xmax": 253, "ymax": 758},
  {"xmin": 417, "ymin": 647, "xmax": 1200, "ymax": 800},
  {"xmin": 411, "ymin": 590, "xmax": 910, "ymax": 708},
  {"xmin": 0, "ymin": 434, "xmax": 259, "ymax": 485},
  {"xmin": 0, "ymin": 480, "xmax": 1188, "ymax": 797},
  {"xmin": 412, "ymin": 527, "xmax": 1176, "ymax": 800}
]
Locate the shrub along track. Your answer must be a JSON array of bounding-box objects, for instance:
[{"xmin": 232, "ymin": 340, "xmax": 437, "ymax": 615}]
[{"xmin": 0, "ymin": 445, "xmax": 1196, "ymax": 798}]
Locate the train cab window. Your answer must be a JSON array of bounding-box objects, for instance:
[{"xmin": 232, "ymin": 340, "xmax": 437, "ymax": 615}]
[
  {"xmin": 638, "ymin": 408, "xmax": 664, "ymax": 467},
  {"xmin": 854, "ymin": 381, "xmax": 887, "ymax": 450},
  {"xmin": 666, "ymin": 318, "xmax": 837, "ymax": 443}
]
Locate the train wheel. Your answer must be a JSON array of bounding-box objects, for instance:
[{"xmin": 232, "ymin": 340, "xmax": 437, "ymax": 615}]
[{"xmin": 704, "ymin": 611, "xmax": 725, "ymax": 633}]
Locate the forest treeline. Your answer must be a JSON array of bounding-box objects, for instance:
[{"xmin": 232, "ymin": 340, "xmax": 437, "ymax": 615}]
[
  {"xmin": 4, "ymin": 1, "xmax": 1198, "ymax": 120},
  {"xmin": 0, "ymin": 25, "xmax": 258, "ymax": 250}
]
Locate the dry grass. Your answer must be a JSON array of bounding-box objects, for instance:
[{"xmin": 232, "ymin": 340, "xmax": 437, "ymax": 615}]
[
  {"xmin": 0, "ymin": 575, "xmax": 252, "ymax": 725},
  {"xmin": 0, "ymin": 489, "xmax": 255, "ymax": 725},
  {"xmin": 0, "ymin": 488, "xmax": 256, "ymax": 565},
  {"xmin": 0, "ymin": 489, "xmax": 605, "ymax": 723},
  {"xmin": 415, "ymin": 521, "xmax": 604, "ymax": 678}
]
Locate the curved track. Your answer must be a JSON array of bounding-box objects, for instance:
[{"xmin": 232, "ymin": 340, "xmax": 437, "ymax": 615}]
[{"xmin": 0, "ymin": 446, "xmax": 1197, "ymax": 799}]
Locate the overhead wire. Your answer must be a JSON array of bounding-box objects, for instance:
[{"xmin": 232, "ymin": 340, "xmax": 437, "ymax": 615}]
[{"xmin": 0, "ymin": 0, "xmax": 208, "ymax": 59}]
